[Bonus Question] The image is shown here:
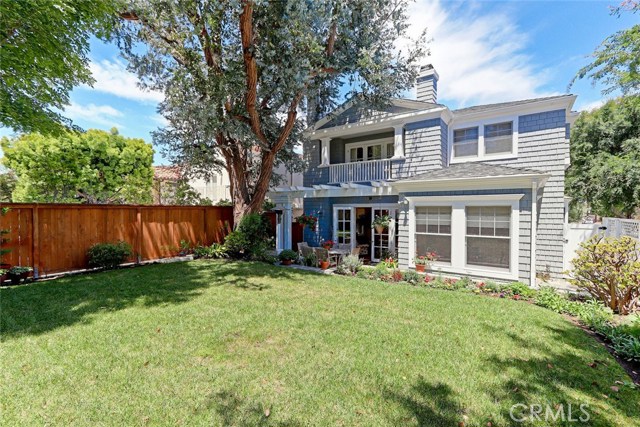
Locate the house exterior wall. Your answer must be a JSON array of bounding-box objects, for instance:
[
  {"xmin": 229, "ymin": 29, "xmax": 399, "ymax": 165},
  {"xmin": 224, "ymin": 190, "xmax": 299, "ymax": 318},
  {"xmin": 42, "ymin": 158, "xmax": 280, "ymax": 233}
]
[
  {"xmin": 397, "ymin": 188, "xmax": 533, "ymax": 282},
  {"xmin": 477, "ymin": 109, "xmax": 568, "ymax": 278},
  {"xmin": 302, "ymin": 195, "xmax": 399, "ymax": 245}
]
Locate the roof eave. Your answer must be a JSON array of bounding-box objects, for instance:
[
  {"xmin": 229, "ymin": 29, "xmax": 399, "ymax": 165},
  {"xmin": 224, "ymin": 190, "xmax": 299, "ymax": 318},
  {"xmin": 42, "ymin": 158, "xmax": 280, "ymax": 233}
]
[{"xmin": 392, "ymin": 173, "xmax": 550, "ymax": 192}]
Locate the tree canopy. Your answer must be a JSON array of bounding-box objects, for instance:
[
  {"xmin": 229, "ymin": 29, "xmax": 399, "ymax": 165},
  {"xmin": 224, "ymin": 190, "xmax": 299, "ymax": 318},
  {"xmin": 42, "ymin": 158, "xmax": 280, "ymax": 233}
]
[
  {"xmin": 1, "ymin": 128, "xmax": 154, "ymax": 204},
  {"xmin": 566, "ymin": 96, "xmax": 640, "ymax": 218},
  {"xmin": 0, "ymin": 0, "xmax": 119, "ymax": 134},
  {"xmin": 116, "ymin": 0, "xmax": 426, "ymax": 221},
  {"xmin": 571, "ymin": 1, "xmax": 639, "ymax": 95}
]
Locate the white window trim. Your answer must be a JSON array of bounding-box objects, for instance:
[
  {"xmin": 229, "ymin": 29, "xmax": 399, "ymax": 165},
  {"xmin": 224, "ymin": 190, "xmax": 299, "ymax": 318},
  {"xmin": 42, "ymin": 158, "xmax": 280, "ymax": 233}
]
[
  {"xmin": 407, "ymin": 194, "xmax": 522, "ymax": 281},
  {"xmin": 332, "ymin": 203, "xmax": 398, "ymax": 254},
  {"xmin": 449, "ymin": 115, "xmax": 519, "ymax": 164},
  {"xmin": 345, "ymin": 137, "xmax": 394, "ymax": 162}
]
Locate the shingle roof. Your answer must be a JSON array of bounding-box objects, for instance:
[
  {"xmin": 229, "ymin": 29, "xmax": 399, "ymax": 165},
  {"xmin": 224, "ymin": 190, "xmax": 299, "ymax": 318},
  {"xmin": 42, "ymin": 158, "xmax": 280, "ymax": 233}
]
[
  {"xmin": 453, "ymin": 95, "xmax": 574, "ymax": 115},
  {"xmin": 398, "ymin": 163, "xmax": 546, "ymax": 182}
]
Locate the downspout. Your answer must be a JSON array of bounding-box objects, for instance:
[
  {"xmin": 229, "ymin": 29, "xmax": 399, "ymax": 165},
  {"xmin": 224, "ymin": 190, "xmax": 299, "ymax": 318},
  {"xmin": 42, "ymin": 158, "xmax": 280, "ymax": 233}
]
[{"xmin": 530, "ymin": 180, "xmax": 538, "ymax": 288}]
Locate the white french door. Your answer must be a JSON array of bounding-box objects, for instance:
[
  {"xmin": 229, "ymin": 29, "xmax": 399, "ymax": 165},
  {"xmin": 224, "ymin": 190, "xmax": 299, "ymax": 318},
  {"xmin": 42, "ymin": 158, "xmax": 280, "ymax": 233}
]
[
  {"xmin": 333, "ymin": 207, "xmax": 355, "ymax": 249},
  {"xmin": 371, "ymin": 208, "xmax": 396, "ymax": 262}
]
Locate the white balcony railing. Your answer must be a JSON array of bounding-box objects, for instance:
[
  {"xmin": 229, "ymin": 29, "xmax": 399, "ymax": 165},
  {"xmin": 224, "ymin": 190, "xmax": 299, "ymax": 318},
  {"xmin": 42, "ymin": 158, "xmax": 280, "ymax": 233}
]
[{"xmin": 328, "ymin": 158, "xmax": 394, "ymax": 184}]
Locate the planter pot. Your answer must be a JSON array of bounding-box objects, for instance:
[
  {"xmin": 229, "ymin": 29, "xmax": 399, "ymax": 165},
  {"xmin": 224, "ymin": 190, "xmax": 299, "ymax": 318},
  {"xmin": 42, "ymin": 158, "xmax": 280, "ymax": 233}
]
[
  {"xmin": 8, "ymin": 272, "xmax": 27, "ymax": 285},
  {"xmin": 281, "ymin": 259, "xmax": 293, "ymax": 266},
  {"xmin": 374, "ymin": 225, "xmax": 386, "ymax": 234},
  {"xmin": 319, "ymin": 260, "xmax": 330, "ymax": 270},
  {"xmin": 415, "ymin": 264, "xmax": 426, "ymax": 273}
]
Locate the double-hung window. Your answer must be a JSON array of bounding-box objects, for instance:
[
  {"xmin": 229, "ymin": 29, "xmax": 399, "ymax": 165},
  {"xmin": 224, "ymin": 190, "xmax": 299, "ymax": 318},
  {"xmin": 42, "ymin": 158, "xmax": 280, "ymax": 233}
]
[
  {"xmin": 414, "ymin": 206, "xmax": 452, "ymax": 262},
  {"xmin": 484, "ymin": 122, "xmax": 513, "ymax": 155},
  {"xmin": 453, "ymin": 127, "xmax": 479, "ymax": 158},
  {"xmin": 465, "ymin": 206, "xmax": 511, "ymax": 270}
]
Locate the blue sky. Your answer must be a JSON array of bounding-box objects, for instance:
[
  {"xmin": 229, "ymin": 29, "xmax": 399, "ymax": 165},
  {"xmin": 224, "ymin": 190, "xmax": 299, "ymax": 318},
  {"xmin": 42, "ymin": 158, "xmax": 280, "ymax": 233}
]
[{"xmin": 1, "ymin": 0, "xmax": 638, "ymax": 165}]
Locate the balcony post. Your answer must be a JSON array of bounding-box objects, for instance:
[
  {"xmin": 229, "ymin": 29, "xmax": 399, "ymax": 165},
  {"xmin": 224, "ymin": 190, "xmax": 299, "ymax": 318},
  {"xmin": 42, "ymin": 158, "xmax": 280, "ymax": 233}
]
[
  {"xmin": 319, "ymin": 137, "xmax": 331, "ymax": 167},
  {"xmin": 392, "ymin": 125, "xmax": 405, "ymax": 159}
]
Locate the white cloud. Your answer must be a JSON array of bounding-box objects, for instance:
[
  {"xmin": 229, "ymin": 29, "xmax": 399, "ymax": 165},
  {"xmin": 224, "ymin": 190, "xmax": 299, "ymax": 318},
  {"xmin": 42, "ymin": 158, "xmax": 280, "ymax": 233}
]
[
  {"xmin": 149, "ymin": 114, "xmax": 169, "ymax": 127},
  {"xmin": 86, "ymin": 59, "xmax": 164, "ymax": 104},
  {"xmin": 64, "ymin": 102, "xmax": 125, "ymax": 129},
  {"xmin": 402, "ymin": 0, "xmax": 556, "ymax": 107},
  {"xmin": 576, "ymin": 99, "xmax": 606, "ymax": 111}
]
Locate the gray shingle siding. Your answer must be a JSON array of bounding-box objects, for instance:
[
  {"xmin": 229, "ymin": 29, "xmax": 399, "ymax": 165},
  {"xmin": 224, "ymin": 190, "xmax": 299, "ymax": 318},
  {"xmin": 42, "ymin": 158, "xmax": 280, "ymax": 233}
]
[
  {"xmin": 396, "ymin": 118, "xmax": 443, "ymax": 178},
  {"xmin": 480, "ymin": 109, "xmax": 568, "ymax": 279},
  {"xmin": 302, "ymin": 139, "xmax": 327, "ymax": 186}
]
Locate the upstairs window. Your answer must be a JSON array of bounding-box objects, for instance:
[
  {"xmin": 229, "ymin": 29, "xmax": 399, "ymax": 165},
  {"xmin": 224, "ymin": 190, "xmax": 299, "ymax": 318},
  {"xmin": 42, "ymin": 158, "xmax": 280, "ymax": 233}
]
[
  {"xmin": 453, "ymin": 127, "xmax": 479, "ymax": 158},
  {"xmin": 484, "ymin": 122, "xmax": 513, "ymax": 155}
]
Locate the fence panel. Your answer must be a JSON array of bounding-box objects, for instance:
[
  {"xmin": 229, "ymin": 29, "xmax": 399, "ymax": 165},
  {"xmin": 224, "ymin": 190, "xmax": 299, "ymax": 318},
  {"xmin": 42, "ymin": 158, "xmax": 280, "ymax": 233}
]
[
  {"xmin": 602, "ymin": 217, "xmax": 640, "ymax": 240},
  {"xmin": 0, "ymin": 203, "xmax": 234, "ymax": 277}
]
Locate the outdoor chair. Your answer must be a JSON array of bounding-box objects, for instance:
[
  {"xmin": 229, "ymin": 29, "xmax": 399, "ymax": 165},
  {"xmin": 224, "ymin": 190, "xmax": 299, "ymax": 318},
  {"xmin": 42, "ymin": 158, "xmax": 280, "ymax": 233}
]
[
  {"xmin": 313, "ymin": 247, "xmax": 332, "ymax": 267},
  {"xmin": 299, "ymin": 243, "xmax": 315, "ymax": 260}
]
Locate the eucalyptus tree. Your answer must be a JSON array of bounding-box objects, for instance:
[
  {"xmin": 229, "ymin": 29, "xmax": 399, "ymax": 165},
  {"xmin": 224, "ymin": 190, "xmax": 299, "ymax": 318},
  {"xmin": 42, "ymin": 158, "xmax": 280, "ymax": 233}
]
[{"xmin": 117, "ymin": 0, "xmax": 426, "ymax": 222}]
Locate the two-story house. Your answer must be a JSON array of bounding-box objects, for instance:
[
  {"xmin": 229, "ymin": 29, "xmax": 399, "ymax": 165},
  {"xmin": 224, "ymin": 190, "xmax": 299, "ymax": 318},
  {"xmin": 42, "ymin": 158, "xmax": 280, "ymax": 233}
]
[{"xmin": 270, "ymin": 65, "xmax": 577, "ymax": 285}]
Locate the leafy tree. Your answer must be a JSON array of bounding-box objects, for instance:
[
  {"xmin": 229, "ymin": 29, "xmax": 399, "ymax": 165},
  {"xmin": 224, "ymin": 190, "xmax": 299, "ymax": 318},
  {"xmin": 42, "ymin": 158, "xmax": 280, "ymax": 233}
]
[
  {"xmin": 1, "ymin": 128, "xmax": 154, "ymax": 204},
  {"xmin": 571, "ymin": 1, "xmax": 639, "ymax": 94},
  {"xmin": 116, "ymin": 0, "xmax": 426, "ymax": 222},
  {"xmin": 0, "ymin": 0, "xmax": 120, "ymax": 134},
  {"xmin": 566, "ymin": 96, "xmax": 640, "ymax": 218},
  {"xmin": 0, "ymin": 170, "xmax": 17, "ymax": 202}
]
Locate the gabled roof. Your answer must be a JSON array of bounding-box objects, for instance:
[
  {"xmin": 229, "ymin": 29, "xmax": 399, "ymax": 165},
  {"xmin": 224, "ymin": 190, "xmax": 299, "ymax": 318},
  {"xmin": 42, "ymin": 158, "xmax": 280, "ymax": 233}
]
[
  {"xmin": 452, "ymin": 95, "xmax": 575, "ymax": 115},
  {"xmin": 395, "ymin": 163, "xmax": 547, "ymax": 184},
  {"xmin": 313, "ymin": 99, "xmax": 441, "ymax": 130}
]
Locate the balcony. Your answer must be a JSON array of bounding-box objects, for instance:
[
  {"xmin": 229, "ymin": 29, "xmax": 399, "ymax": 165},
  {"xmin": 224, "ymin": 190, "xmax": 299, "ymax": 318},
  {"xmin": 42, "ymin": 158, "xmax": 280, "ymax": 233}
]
[{"xmin": 328, "ymin": 158, "xmax": 395, "ymax": 184}]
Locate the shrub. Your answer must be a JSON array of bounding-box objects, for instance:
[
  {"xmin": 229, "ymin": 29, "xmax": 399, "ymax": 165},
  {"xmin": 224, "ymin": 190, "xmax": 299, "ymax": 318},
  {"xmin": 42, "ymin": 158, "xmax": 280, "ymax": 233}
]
[
  {"xmin": 503, "ymin": 282, "xmax": 537, "ymax": 298},
  {"xmin": 535, "ymin": 287, "xmax": 569, "ymax": 312},
  {"xmin": 402, "ymin": 270, "xmax": 422, "ymax": 285},
  {"xmin": 87, "ymin": 241, "xmax": 132, "ymax": 269},
  {"xmin": 391, "ymin": 269, "xmax": 404, "ymax": 282},
  {"xmin": 193, "ymin": 243, "xmax": 227, "ymax": 259},
  {"xmin": 238, "ymin": 213, "xmax": 272, "ymax": 258},
  {"xmin": 356, "ymin": 266, "xmax": 376, "ymax": 280},
  {"xmin": 568, "ymin": 235, "xmax": 640, "ymax": 314},
  {"xmin": 335, "ymin": 255, "xmax": 362, "ymax": 276},
  {"xmin": 278, "ymin": 249, "xmax": 298, "ymax": 262},
  {"xmin": 302, "ymin": 252, "xmax": 317, "ymax": 267},
  {"xmin": 371, "ymin": 263, "xmax": 391, "ymax": 281},
  {"xmin": 224, "ymin": 214, "xmax": 272, "ymax": 260}
]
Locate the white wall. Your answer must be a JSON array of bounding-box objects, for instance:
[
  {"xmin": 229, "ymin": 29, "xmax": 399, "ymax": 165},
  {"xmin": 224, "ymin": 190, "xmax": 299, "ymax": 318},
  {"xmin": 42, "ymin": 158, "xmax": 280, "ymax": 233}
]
[
  {"xmin": 564, "ymin": 222, "xmax": 602, "ymax": 272},
  {"xmin": 189, "ymin": 172, "xmax": 231, "ymax": 203}
]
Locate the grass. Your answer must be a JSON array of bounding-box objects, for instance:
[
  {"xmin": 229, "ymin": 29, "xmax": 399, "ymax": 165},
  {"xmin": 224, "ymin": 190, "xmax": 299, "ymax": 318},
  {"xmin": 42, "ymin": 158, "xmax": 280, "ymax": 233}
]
[{"xmin": 1, "ymin": 260, "xmax": 638, "ymax": 426}]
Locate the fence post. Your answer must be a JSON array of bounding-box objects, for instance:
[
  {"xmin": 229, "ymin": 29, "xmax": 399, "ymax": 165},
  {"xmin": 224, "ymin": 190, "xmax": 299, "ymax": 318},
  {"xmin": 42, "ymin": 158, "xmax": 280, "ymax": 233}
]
[
  {"xmin": 136, "ymin": 207, "xmax": 142, "ymax": 263},
  {"xmin": 32, "ymin": 205, "xmax": 40, "ymax": 278},
  {"xmin": 203, "ymin": 207, "xmax": 208, "ymax": 245}
]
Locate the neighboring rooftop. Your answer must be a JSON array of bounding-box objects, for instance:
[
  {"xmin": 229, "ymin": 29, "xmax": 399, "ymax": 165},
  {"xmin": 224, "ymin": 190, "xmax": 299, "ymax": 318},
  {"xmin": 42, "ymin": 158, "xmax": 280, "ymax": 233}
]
[{"xmin": 153, "ymin": 165, "xmax": 182, "ymax": 181}]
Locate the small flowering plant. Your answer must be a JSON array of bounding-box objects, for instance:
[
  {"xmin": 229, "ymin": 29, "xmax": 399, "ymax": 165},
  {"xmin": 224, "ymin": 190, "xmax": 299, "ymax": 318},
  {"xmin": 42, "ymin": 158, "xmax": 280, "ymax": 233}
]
[
  {"xmin": 383, "ymin": 257, "xmax": 398, "ymax": 269},
  {"xmin": 415, "ymin": 252, "xmax": 438, "ymax": 265},
  {"xmin": 322, "ymin": 240, "xmax": 334, "ymax": 249},
  {"xmin": 296, "ymin": 214, "xmax": 317, "ymax": 228}
]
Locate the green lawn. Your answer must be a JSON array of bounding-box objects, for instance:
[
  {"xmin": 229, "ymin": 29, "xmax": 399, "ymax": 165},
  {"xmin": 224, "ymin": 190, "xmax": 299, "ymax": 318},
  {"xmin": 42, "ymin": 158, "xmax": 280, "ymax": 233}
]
[{"xmin": 1, "ymin": 261, "xmax": 638, "ymax": 426}]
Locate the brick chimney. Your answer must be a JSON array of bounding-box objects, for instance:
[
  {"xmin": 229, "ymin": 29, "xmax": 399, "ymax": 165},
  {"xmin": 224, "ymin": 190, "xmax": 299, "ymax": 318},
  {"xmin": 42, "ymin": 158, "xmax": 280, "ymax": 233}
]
[{"xmin": 416, "ymin": 64, "xmax": 439, "ymax": 103}]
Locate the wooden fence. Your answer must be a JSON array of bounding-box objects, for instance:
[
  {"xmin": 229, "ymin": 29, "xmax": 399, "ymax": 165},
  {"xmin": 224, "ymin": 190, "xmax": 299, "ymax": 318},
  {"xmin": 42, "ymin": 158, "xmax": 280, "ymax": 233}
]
[{"xmin": 0, "ymin": 203, "xmax": 234, "ymax": 277}]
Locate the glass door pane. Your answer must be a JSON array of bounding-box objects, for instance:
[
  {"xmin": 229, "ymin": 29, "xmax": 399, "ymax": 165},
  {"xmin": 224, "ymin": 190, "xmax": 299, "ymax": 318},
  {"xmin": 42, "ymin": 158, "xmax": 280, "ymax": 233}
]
[
  {"xmin": 372, "ymin": 208, "xmax": 391, "ymax": 262},
  {"xmin": 335, "ymin": 207, "xmax": 354, "ymax": 246}
]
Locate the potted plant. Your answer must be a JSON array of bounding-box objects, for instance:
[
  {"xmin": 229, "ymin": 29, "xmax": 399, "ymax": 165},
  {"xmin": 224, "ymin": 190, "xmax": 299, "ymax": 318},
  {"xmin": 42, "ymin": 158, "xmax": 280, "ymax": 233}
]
[
  {"xmin": 7, "ymin": 266, "xmax": 33, "ymax": 285},
  {"xmin": 278, "ymin": 249, "xmax": 298, "ymax": 266},
  {"xmin": 319, "ymin": 255, "xmax": 330, "ymax": 270},
  {"xmin": 296, "ymin": 214, "xmax": 318, "ymax": 229},
  {"xmin": 372, "ymin": 214, "xmax": 392, "ymax": 234},
  {"xmin": 322, "ymin": 239, "xmax": 334, "ymax": 250},
  {"xmin": 414, "ymin": 251, "xmax": 437, "ymax": 272}
]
